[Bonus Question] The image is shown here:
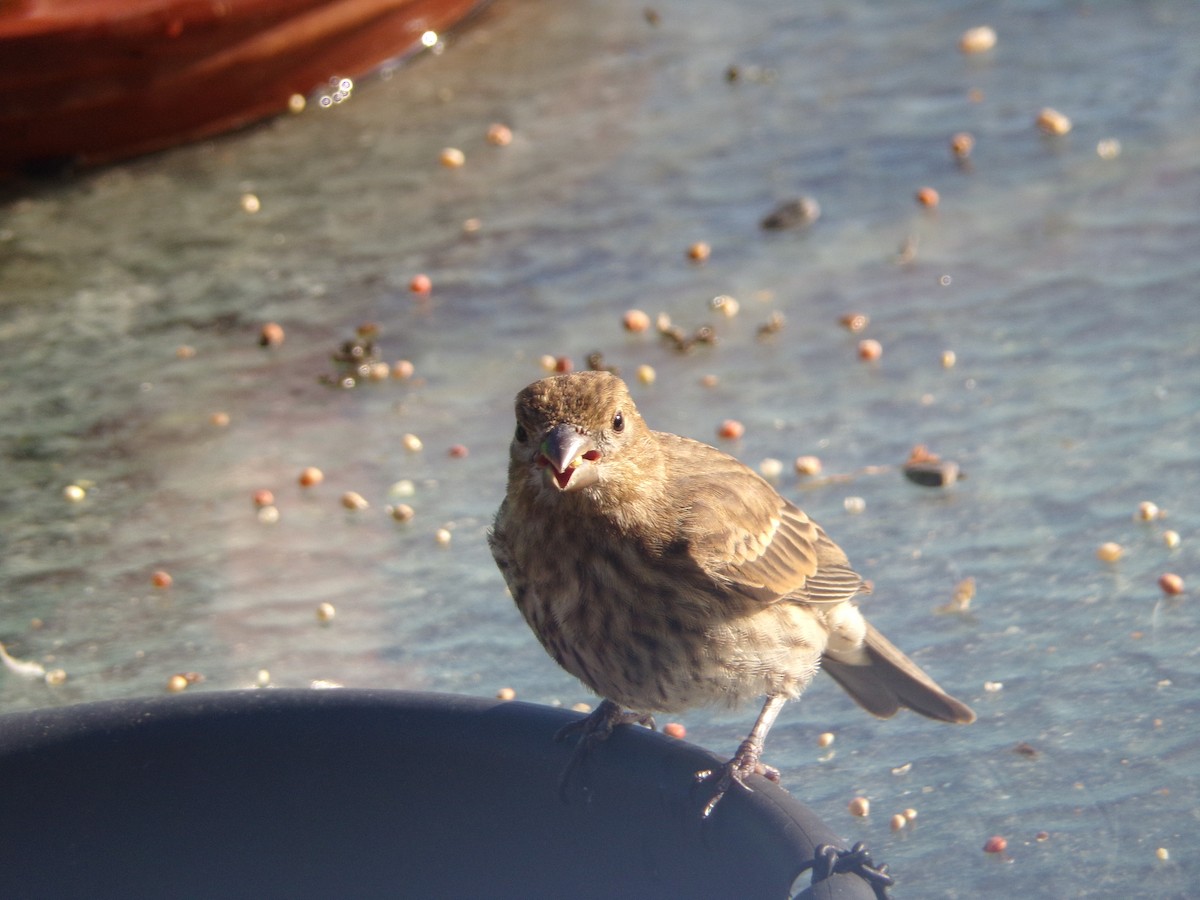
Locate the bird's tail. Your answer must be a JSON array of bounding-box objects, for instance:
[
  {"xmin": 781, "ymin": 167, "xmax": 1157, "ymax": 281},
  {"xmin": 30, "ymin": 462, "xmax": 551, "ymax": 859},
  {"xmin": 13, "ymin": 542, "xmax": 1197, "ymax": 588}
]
[{"xmin": 821, "ymin": 622, "xmax": 975, "ymax": 724}]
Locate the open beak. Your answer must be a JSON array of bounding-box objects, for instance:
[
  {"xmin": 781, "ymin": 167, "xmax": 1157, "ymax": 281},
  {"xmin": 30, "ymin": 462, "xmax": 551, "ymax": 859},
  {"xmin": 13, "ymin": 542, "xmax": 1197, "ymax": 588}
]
[{"xmin": 538, "ymin": 424, "xmax": 600, "ymax": 492}]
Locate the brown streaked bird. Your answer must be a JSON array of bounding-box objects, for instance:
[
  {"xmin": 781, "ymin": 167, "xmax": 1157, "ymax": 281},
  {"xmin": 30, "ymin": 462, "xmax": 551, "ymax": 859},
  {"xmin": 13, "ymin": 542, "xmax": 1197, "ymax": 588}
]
[{"xmin": 489, "ymin": 371, "xmax": 975, "ymax": 817}]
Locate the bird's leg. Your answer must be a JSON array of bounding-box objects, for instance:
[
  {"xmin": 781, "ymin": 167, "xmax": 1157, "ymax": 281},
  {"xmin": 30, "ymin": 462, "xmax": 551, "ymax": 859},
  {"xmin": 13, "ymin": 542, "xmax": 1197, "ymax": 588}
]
[
  {"xmin": 555, "ymin": 699, "xmax": 655, "ymax": 802},
  {"xmin": 695, "ymin": 694, "xmax": 787, "ymax": 819}
]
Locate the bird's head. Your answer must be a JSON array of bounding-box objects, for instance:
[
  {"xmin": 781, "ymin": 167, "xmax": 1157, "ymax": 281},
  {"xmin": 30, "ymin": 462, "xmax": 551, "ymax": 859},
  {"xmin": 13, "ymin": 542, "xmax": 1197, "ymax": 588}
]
[{"xmin": 509, "ymin": 371, "xmax": 650, "ymax": 500}]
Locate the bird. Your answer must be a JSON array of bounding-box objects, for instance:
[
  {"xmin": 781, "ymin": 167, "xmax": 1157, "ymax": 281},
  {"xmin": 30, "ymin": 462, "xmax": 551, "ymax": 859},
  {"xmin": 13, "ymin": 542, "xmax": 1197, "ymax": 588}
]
[{"xmin": 489, "ymin": 371, "xmax": 975, "ymax": 817}]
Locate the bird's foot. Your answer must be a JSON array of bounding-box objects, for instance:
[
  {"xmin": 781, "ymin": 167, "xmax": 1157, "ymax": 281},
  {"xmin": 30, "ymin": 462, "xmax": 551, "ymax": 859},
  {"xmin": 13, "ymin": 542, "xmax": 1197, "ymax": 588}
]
[
  {"xmin": 555, "ymin": 700, "xmax": 655, "ymax": 802},
  {"xmin": 694, "ymin": 737, "xmax": 779, "ymax": 819}
]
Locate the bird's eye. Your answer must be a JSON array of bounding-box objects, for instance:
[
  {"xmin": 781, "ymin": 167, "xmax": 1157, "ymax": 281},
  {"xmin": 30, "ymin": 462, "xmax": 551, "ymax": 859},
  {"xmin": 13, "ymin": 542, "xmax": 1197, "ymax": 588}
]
[
  {"xmin": 514, "ymin": 424, "xmax": 527, "ymax": 443},
  {"xmin": 612, "ymin": 411, "xmax": 624, "ymax": 433}
]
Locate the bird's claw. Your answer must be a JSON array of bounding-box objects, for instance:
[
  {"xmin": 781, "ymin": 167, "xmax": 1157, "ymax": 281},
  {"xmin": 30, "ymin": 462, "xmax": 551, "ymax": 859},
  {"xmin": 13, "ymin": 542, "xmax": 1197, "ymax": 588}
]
[
  {"xmin": 694, "ymin": 740, "xmax": 778, "ymax": 818},
  {"xmin": 555, "ymin": 700, "xmax": 655, "ymax": 803}
]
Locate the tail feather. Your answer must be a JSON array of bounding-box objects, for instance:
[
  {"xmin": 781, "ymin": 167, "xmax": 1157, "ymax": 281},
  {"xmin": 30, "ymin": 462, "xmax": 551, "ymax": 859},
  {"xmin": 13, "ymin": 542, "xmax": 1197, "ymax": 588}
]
[{"xmin": 821, "ymin": 621, "xmax": 975, "ymax": 724}]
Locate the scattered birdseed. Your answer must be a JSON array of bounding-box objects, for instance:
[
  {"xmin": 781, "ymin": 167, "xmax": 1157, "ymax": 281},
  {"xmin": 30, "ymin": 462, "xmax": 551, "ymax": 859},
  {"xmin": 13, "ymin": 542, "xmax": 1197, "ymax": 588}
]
[
  {"xmin": 402, "ymin": 434, "xmax": 424, "ymax": 452},
  {"xmin": 435, "ymin": 527, "xmax": 452, "ymax": 546},
  {"xmin": 496, "ymin": 686, "xmax": 516, "ymax": 700},
  {"xmin": 941, "ymin": 350, "xmax": 957, "ymax": 369},
  {"xmin": 341, "ymin": 491, "xmax": 369, "ymax": 511},
  {"xmin": 890, "ymin": 813, "xmax": 908, "ymax": 832},
  {"xmin": 686, "ymin": 241, "xmax": 711, "ymax": 262},
  {"xmin": 176, "ymin": 345, "xmax": 196, "ymax": 359},
  {"xmin": 950, "ymin": 132, "xmax": 975, "ymax": 161},
  {"xmin": 151, "ymin": 571, "xmax": 173, "ymax": 589},
  {"xmin": 623, "ymin": 309, "xmax": 651, "ymax": 332},
  {"xmin": 817, "ymin": 732, "xmax": 835, "ymax": 748},
  {"xmin": 388, "ymin": 503, "xmax": 415, "ymax": 522},
  {"xmin": 252, "ymin": 489, "xmax": 275, "ymax": 508},
  {"xmin": 984, "ymin": 680, "xmax": 1003, "ymax": 692},
  {"xmin": 210, "ymin": 411, "xmax": 230, "ymax": 427},
  {"xmin": 959, "ymin": 25, "xmax": 997, "ymax": 54},
  {"xmin": 393, "ymin": 359, "xmax": 415, "ymax": 379},
  {"xmin": 717, "ymin": 419, "xmax": 745, "ymax": 440},
  {"xmin": 915, "ymin": 186, "xmax": 940, "ymax": 208},
  {"xmin": 257, "ymin": 505, "xmax": 280, "ymax": 524},
  {"xmin": 63, "ymin": 484, "xmax": 86, "ymax": 502},
  {"xmin": 256, "ymin": 669, "xmax": 271, "ymax": 687},
  {"xmin": 983, "ymin": 836, "xmax": 1007, "ymax": 854},
  {"xmin": 1096, "ymin": 138, "xmax": 1121, "ymax": 160},
  {"xmin": 409, "ymin": 273, "xmax": 432, "ymax": 295},
  {"xmin": 288, "ymin": 93, "xmax": 306, "ymax": 114},
  {"xmin": 1159, "ymin": 573, "xmax": 1184, "ymax": 596},
  {"xmin": 390, "ymin": 480, "xmax": 416, "ymax": 498},
  {"xmin": 258, "ymin": 322, "xmax": 285, "ymax": 347},
  {"xmin": 571, "ymin": 702, "xmax": 592, "ymax": 713},
  {"xmin": 847, "ymin": 797, "xmax": 870, "ymax": 817},
  {"xmin": 1096, "ymin": 542, "xmax": 1123, "ymax": 563},
  {"xmin": 440, "ymin": 147, "xmax": 465, "ymax": 168},
  {"xmin": 857, "ymin": 339, "xmax": 883, "ymax": 362},
  {"xmin": 316, "ymin": 602, "xmax": 336, "ymax": 624},
  {"xmin": 240, "ymin": 193, "xmax": 261, "ymax": 214},
  {"xmin": 795, "ymin": 456, "xmax": 823, "ymax": 477},
  {"xmin": 635, "ymin": 364, "xmax": 656, "ymax": 385},
  {"xmin": 299, "ymin": 467, "xmax": 324, "ymax": 488},
  {"xmin": 760, "ymin": 196, "xmax": 820, "ymax": 230},
  {"xmin": 44, "ymin": 668, "xmax": 67, "ymax": 686},
  {"xmin": 166, "ymin": 674, "xmax": 189, "ymax": 693},
  {"xmin": 1136, "ymin": 501, "xmax": 1161, "ymax": 521},
  {"xmin": 1163, "ymin": 530, "xmax": 1181, "ymax": 549},
  {"xmin": 903, "ymin": 808, "xmax": 918, "ymax": 821},
  {"xmin": 1156, "ymin": 848, "xmax": 1169, "ymax": 861},
  {"xmin": 1036, "ymin": 107, "xmax": 1072, "ymax": 136},
  {"xmin": 843, "ymin": 496, "xmax": 866, "ymax": 514},
  {"xmin": 663, "ymin": 722, "xmax": 686, "ymax": 739},
  {"xmin": 448, "ymin": 444, "xmax": 469, "ymax": 459},
  {"xmin": 486, "ymin": 123, "xmax": 513, "ymax": 146},
  {"xmin": 759, "ymin": 458, "xmax": 784, "ymax": 480},
  {"xmin": 710, "ymin": 295, "xmax": 740, "ymax": 317}
]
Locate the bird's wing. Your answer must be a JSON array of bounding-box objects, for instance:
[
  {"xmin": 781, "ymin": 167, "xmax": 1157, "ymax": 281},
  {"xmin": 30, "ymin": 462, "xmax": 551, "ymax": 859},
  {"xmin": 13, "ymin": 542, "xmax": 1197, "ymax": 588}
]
[{"xmin": 664, "ymin": 434, "xmax": 866, "ymax": 606}]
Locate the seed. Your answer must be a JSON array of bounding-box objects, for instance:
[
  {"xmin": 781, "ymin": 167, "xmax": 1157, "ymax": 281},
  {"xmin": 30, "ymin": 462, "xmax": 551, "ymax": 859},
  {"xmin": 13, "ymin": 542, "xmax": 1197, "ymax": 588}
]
[
  {"xmin": 439, "ymin": 147, "xmax": 465, "ymax": 168},
  {"xmin": 890, "ymin": 814, "xmax": 908, "ymax": 832},
  {"xmin": 316, "ymin": 602, "xmax": 336, "ymax": 624},
  {"xmin": 1156, "ymin": 848, "xmax": 1170, "ymax": 861},
  {"xmin": 795, "ymin": 455, "xmax": 823, "ymax": 477},
  {"xmin": 390, "ymin": 480, "xmax": 416, "ymax": 498},
  {"xmin": 485, "ymin": 123, "xmax": 513, "ymax": 146},
  {"xmin": 402, "ymin": 433, "xmax": 424, "ymax": 452},
  {"xmin": 857, "ymin": 339, "xmax": 883, "ymax": 361},
  {"xmin": 257, "ymin": 505, "xmax": 280, "ymax": 524},
  {"xmin": 941, "ymin": 349, "xmax": 957, "ymax": 368},
  {"xmin": 959, "ymin": 25, "xmax": 997, "ymax": 54},
  {"xmin": 1159, "ymin": 573, "xmax": 1184, "ymax": 596},
  {"xmin": 252, "ymin": 489, "xmax": 275, "ymax": 508},
  {"xmin": 258, "ymin": 322, "xmax": 285, "ymax": 347},
  {"xmin": 389, "ymin": 503, "xmax": 415, "ymax": 522},
  {"xmin": 663, "ymin": 722, "xmax": 687, "ymax": 739},
  {"xmin": 700, "ymin": 374, "xmax": 719, "ymax": 388},
  {"xmin": 717, "ymin": 419, "xmax": 745, "ymax": 440},
  {"xmin": 409, "ymin": 273, "xmax": 432, "ymax": 295},
  {"xmin": 554, "ymin": 356, "xmax": 573, "ymax": 373},
  {"xmin": 299, "ymin": 467, "xmax": 324, "ymax": 488},
  {"xmin": 817, "ymin": 731, "xmax": 835, "ymax": 748},
  {"xmin": 1036, "ymin": 107, "xmax": 1072, "ymax": 136},
  {"xmin": 210, "ymin": 411, "xmax": 230, "ymax": 427},
  {"xmin": 759, "ymin": 458, "xmax": 784, "ymax": 480},
  {"xmin": 950, "ymin": 132, "xmax": 975, "ymax": 160},
  {"xmin": 44, "ymin": 668, "xmax": 67, "ymax": 686},
  {"xmin": 623, "ymin": 309, "xmax": 651, "ymax": 332},
  {"xmin": 915, "ymin": 186, "xmax": 940, "ymax": 208},
  {"xmin": 392, "ymin": 359, "xmax": 415, "ymax": 379},
  {"xmin": 903, "ymin": 808, "xmax": 918, "ymax": 821},
  {"xmin": 686, "ymin": 241, "xmax": 711, "ymax": 262},
  {"xmin": 448, "ymin": 444, "xmax": 469, "ymax": 459},
  {"xmin": 760, "ymin": 196, "xmax": 820, "ymax": 230},
  {"xmin": 63, "ymin": 484, "xmax": 86, "ymax": 502},
  {"xmin": 1163, "ymin": 530, "xmax": 1181, "ymax": 549},
  {"xmin": 984, "ymin": 680, "xmax": 1003, "ymax": 692},
  {"xmin": 571, "ymin": 702, "xmax": 592, "ymax": 713},
  {"xmin": 166, "ymin": 674, "xmax": 190, "ymax": 693},
  {"xmin": 435, "ymin": 527, "xmax": 452, "ymax": 546},
  {"xmin": 176, "ymin": 345, "xmax": 196, "ymax": 359},
  {"xmin": 839, "ymin": 312, "xmax": 869, "ymax": 332},
  {"xmin": 1096, "ymin": 542, "xmax": 1123, "ymax": 563},
  {"xmin": 151, "ymin": 570, "xmax": 173, "ymax": 589},
  {"xmin": 341, "ymin": 491, "xmax": 369, "ymax": 511},
  {"xmin": 1096, "ymin": 138, "xmax": 1121, "ymax": 160},
  {"xmin": 847, "ymin": 797, "xmax": 870, "ymax": 817},
  {"xmin": 711, "ymin": 295, "xmax": 740, "ymax": 317},
  {"xmin": 983, "ymin": 835, "xmax": 1007, "ymax": 854},
  {"xmin": 496, "ymin": 686, "xmax": 516, "ymax": 701},
  {"xmin": 636, "ymin": 364, "xmax": 656, "ymax": 384},
  {"xmin": 844, "ymin": 496, "xmax": 866, "ymax": 514},
  {"xmin": 240, "ymin": 193, "xmax": 261, "ymax": 214},
  {"xmin": 1136, "ymin": 501, "xmax": 1161, "ymax": 521},
  {"xmin": 1035, "ymin": 831, "xmax": 1049, "ymax": 842}
]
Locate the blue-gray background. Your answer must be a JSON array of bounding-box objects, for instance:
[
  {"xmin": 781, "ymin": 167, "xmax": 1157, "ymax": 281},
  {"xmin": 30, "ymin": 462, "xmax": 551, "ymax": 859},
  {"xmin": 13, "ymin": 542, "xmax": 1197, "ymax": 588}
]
[{"xmin": 2, "ymin": 1, "xmax": 1197, "ymax": 896}]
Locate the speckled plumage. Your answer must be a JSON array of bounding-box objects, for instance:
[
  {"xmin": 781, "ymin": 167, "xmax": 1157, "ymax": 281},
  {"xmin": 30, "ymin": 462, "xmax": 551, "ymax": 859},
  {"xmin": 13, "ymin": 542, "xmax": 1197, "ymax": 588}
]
[{"xmin": 489, "ymin": 371, "xmax": 973, "ymax": 814}]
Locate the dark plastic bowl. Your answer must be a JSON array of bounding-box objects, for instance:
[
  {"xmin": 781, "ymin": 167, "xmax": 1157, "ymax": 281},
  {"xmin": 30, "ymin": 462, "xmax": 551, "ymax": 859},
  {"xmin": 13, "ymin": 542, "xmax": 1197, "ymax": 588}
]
[{"xmin": 0, "ymin": 689, "xmax": 883, "ymax": 898}]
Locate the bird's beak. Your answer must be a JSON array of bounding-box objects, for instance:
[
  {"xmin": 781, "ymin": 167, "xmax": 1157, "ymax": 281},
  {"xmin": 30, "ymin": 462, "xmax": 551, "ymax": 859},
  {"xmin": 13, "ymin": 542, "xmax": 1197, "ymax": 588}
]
[{"xmin": 538, "ymin": 424, "xmax": 600, "ymax": 492}]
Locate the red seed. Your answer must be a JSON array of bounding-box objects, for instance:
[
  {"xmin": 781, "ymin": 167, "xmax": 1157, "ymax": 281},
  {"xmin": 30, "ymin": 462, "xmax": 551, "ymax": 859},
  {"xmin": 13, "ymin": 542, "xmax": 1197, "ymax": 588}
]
[
  {"xmin": 915, "ymin": 186, "xmax": 940, "ymax": 208},
  {"xmin": 258, "ymin": 322, "xmax": 285, "ymax": 347},
  {"xmin": 1159, "ymin": 573, "xmax": 1185, "ymax": 596},
  {"xmin": 151, "ymin": 571, "xmax": 173, "ymax": 589},
  {"xmin": 252, "ymin": 489, "xmax": 275, "ymax": 508},
  {"xmin": 554, "ymin": 356, "xmax": 573, "ymax": 373},
  {"xmin": 983, "ymin": 835, "xmax": 1007, "ymax": 854},
  {"xmin": 409, "ymin": 273, "xmax": 432, "ymax": 295},
  {"xmin": 298, "ymin": 467, "xmax": 324, "ymax": 488},
  {"xmin": 858, "ymin": 339, "xmax": 883, "ymax": 361},
  {"xmin": 717, "ymin": 419, "xmax": 745, "ymax": 440},
  {"xmin": 623, "ymin": 309, "xmax": 651, "ymax": 333},
  {"xmin": 663, "ymin": 722, "xmax": 686, "ymax": 739},
  {"xmin": 448, "ymin": 444, "xmax": 469, "ymax": 459},
  {"xmin": 686, "ymin": 241, "xmax": 711, "ymax": 262}
]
